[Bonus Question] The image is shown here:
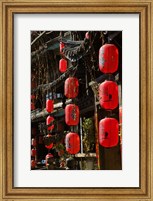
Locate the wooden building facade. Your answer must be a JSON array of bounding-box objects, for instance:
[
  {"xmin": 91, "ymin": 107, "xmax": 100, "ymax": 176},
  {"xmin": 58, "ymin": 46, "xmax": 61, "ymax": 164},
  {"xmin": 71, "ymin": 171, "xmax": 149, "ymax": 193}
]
[{"xmin": 31, "ymin": 31, "xmax": 122, "ymax": 170}]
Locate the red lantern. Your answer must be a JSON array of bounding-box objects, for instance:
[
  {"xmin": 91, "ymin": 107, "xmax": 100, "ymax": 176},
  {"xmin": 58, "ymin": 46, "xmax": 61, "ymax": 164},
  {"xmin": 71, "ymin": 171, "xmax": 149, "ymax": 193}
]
[
  {"xmin": 31, "ymin": 148, "xmax": 36, "ymax": 157},
  {"xmin": 119, "ymin": 106, "xmax": 122, "ymax": 124},
  {"xmin": 65, "ymin": 104, "xmax": 79, "ymax": 126},
  {"xmin": 31, "ymin": 95, "xmax": 35, "ymax": 110},
  {"xmin": 31, "ymin": 95, "xmax": 35, "ymax": 99},
  {"xmin": 85, "ymin": 32, "xmax": 90, "ymax": 39},
  {"xmin": 99, "ymin": 80, "xmax": 118, "ymax": 110},
  {"xmin": 31, "ymin": 138, "xmax": 36, "ymax": 147},
  {"xmin": 59, "ymin": 58, "xmax": 67, "ymax": 73},
  {"xmin": 45, "ymin": 134, "xmax": 53, "ymax": 149},
  {"xmin": 60, "ymin": 42, "xmax": 65, "ymax": 53},
  {"xmin": 46, "ymin": 116, "xmax": 54, "ymax": 131},
  {"xmin": 45, "ymin": 153, "xmax": 53, "ymax": 165},
  {"xmin": 31, "ymin": 102, "xmax": 35, "ymax": 110},
  {"xmin": 46, "ymin": 99, "xmax": 54, "ymax": 113},
  {"xmin": 99, "ymin": 44, "xmax": 119, "ymax": 73},
  {"xmin": 31, "ymin": 160, "xmax": 36, "ymax": 169},
  {"xmin": 45, "ymin": 143, "xmax": 53, "ymax": 149},
  {"xmin": 99, "ymin": 118, "xmax": 119, "ymax": 147},
  {"xmin": 64, "ymin": 77, "xmax": 79, "ymax": 98},
  {"xmin": 65, "ymin": 132, "xmax": 80, "ymax": 154}
]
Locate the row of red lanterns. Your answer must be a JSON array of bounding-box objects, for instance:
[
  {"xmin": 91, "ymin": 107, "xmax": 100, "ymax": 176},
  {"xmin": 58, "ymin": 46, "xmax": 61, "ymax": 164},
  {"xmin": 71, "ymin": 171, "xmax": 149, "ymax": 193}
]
[
  {"xmin": 45, "ymin": 97, "xmax": 54, "ymax": 150},
  {"xmin": 44, "ymin": 41, "xmax": 67, "ymax": 153},
  {"xmin": 98, "ymin": 43, "xmax": 119, "ymax": 148},
  {"xmin": 64, "ymin": 76, "xmax": 80, "ymax": 154},
  {"xmin": 64, "ymin": 32, "xmax": 94, "ymax": 154},
  {"xmin": 59, "ymin": 41, "xmax": 81, "ymax": 155}
]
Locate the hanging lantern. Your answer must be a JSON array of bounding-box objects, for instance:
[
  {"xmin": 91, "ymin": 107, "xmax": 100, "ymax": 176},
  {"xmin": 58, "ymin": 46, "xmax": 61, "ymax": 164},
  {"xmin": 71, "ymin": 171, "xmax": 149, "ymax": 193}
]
[
  {"xmin": 65, "ymin": 132, "xmax": 80, "ymax": 154},
  {"xmin": 31, "ymin": 148, "xmax": 36, "ymax": 157},
  {"xmin": 31, "ymin": 95, "xmax": 35, "ymax": 110},
  {"xmin": 46, "ymin": 116, "xmax": 54, "ymax": 131},
  {"xmin": 65, "ymin": 104, "xmax": 79, "ymax": 126},
  {"xmin": 31, "ymin": 95, "xmax": 35, "ymax": 100},
  {"xmin": 45, "ymin": 153, "xmax": 54, "ymax": 165},
  {"xmin": 99, "ymin": 117, "xmax": 119, "ymax": 147},
  {"xmin": 64, "ymin": 77, "xmax": 79, "ymax": 98},
  {"xmin": 31, "ymin": 102, "xmax": 35, "ymax": 110},
  {"xmin": 45, "ymin": 134, "xmax": 53, "ymax": 149},
  {"xmin": 60, "ymin": 42, "xmax": 65, "ymax": 53},
  {"xmin": 31, "ymin": 160, "xmax": 36, "ymax": 169},
  {"xmin": 85, "ymin": 32, "xmax": 90, "ymax": 39},
  {"xmin": 46, "ymin": 99, "xmax": 54, "ymax": 113},
  {"xmin": 119, "ymin": 106, "xmax": 122, "ymax": 124},
  {"xmin": 99, "ymin": 44, "xmax": 119, "ymax": 73},
  {"xmin": 99, "ymin": 80, "xmax": 118, "ymax": 110},
  {"xmin": 31, "ymin": 138, "xmax": 36, "ymax": 147},
  {"xmin": 59, "ymin": 58, "xmax": 67, "ymax": 73},
  {"xmin": 45, "ymin": 143, "xmax": 53, "ymax": 149}
]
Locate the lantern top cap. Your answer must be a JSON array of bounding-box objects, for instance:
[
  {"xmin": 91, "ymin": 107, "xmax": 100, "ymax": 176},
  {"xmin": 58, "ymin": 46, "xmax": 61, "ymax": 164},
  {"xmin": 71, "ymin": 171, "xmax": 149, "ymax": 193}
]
[
  {"xmin": 67, "ymin": 132, "xmax": 79, "ymax": 135},
  {"xmin": 46, "ymin": 153, "xmax": 53, "ymax": 157},
  {"xmin": 101, "ymin": 43, "xmax": 118, "ymax": 47},
  {"xmin": 47, "ymin": 115, "xmax": 54, "ymax": 119}
]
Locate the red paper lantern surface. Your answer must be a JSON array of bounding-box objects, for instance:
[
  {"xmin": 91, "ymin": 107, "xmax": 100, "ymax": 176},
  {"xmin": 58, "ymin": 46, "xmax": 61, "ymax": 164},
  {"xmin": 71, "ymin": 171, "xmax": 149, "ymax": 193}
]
[
  {"xmin": 99, "ymin": 44, "xmax": 119, "ymax": 73},
  {"xmin": 99, "ymin": 80, "xmax": 118, "ymax": 110},
  {"xmin": 65, "ymin": 104, "xmax": 80, "ymax": 126},
  {"xmin": 85, "ymin": 32, "xmax": 90, "ymax": 39},
  {"xmin": 31, "ymin": 95, "xmax": 35, "ymax": 110},
  {"xmin": 31, "ymin": 160, "xmax": 36, "ymax": 169},
  {"xmin": 119, "ymin": 106, "xmax": 122, "ymax": 124},
  {"xmin": 31, "ymin": 95, "xmax": 35, "ymax": 100},
  {"xmin": 99, "ymin": 118, "xmax": 119, "ymax": 147},
  {"xmin": 45, "ymin": 153, "xmax": 53, "ymax": 165},
  {"xmin": 46, "ymin": 116, "xmax": 54, "ymax": 131},
  {"xmin": 46, "ymin": 99, "xmax": 54, "ymax": 113},
  {"xmin": 31, "ymin": 148, "xmax": 36, "ymax": 157},
  {"xmin": 60, "ymin": 42, "xmax": 65, "ymax": 53},
  {"xmin": 65, "ymin": 132, "xmax": 80, "ymax": 154},
  {"xmin": 59, "ymin": 58, "xmax": 67, "ymax": 73},
  {"xmin": 45, "ymin": 144, "xmax": 53, "ymax": 150},
  {"xmin": 31, "ymin": 102, "xmax": 35, "ymax": 110},
  {"xmin": 45, "ymin": 134, "xmax": 53, "ymax": 149},
  {"xmin": 64, "ymin": 77, "xmax": 79, "ymax": 98},
  {"xmin": 31, "ymin": 138, "xmax": 36, "ymax": 147}
]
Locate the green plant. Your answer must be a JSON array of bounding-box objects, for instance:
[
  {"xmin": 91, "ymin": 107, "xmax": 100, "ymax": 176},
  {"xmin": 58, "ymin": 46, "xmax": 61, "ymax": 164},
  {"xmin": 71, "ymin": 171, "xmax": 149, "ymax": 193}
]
[
  {"xmin": 52, "ymin": 131, "xmax": 70, "ymax": 158},
  {"xmin": 82, "ymin": 117, "xmax": 95, "ymax": 153}
]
